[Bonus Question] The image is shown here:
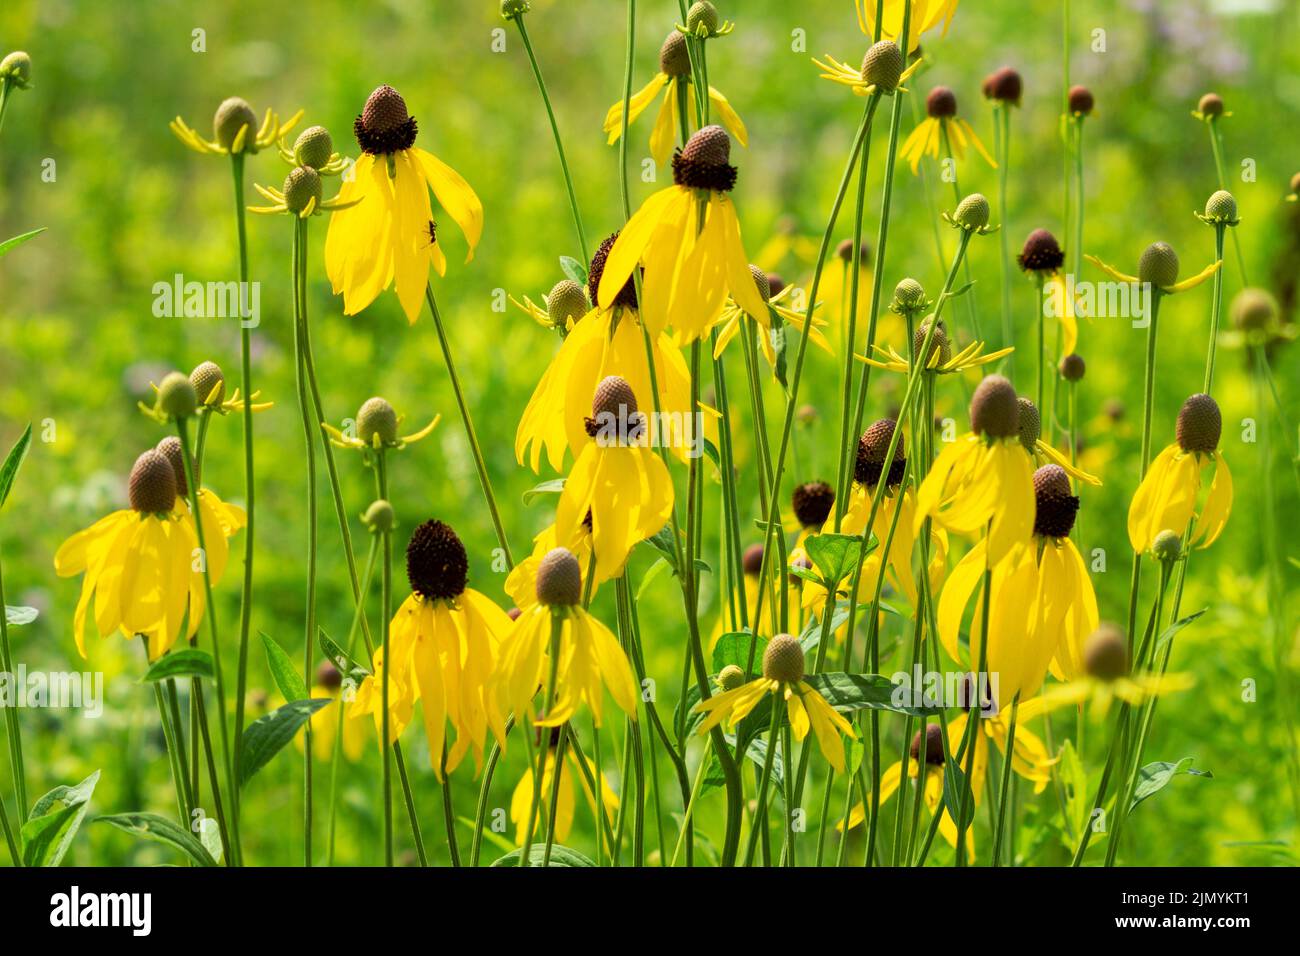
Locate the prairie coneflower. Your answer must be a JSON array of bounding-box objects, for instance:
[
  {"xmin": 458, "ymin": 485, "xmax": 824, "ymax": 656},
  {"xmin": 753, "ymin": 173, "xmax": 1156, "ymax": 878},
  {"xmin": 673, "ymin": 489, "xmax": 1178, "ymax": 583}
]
[
  {"xmin": 509, "ymin": 726, "xmax": 619, "ymax": 846},
  {"xmin": 171, "ymin": 95, "xmax": 302, "ymax": 157},
  {"xmin": 349, "ymin": 520, "xmax": 510, "ymax": 776},
  {"xmin": 187, "ymin": 360, "xmax": 271, "ymax": 416},
  {"xmin": 901, "ymin": 87, "xmax": 995, "ymax": 175},
  {"xmin": 554, "ymin": 377, "xmax": 675, "ymax": 586},
  {"xmin": 857, "ymin": 317, "xmax": 1012, "ymax": 376},
  {"xmin": 856, "ymin": 0, "xmax": 960, "ymax": 53},
  {"xmin": 597, "ymin": 125, "xmax": 769, "ymax": 343},
  {"xmin": 1038, "ymin": 624, "xmax": 1192, "ymax": 717},
  {"xmin": 1128, "ymin": 393, "xmax": 1232, "ymax": 553},
  {"xmin": 813, "ymin": 39, "xmax": 921, "ymax": 98},
  {"xmin": 1014, "ymin": 397, "xmax": 1099, "ymax": 486},
  {"xmin": 842, "ymin": 715, "xmax": 1053, "ymax": 851},
  {"xmin": 1086, "ymin": 240, "xmax": 1221, "ymax": 297},
  {"xmin": 155, "ymin": 436, "xmax": 247, "ymax": 585},
  {"xmin": 324, "ymin": 85, "xmax": 484, "ymax": 322},
  {"xmin": 1018, "ymin": 228, "xmax": 1078, "ymax": 358},
  {"xmin": 516, "ymin": 233, "xmax": 692, "ymax": 473},
  {"xmin": 940, "ymin": 465, "xmax": 1099, "ymax": 701},
  {"xmin": 54, "ymin": 449, "xmax": 212, "ymax": 660},
  {"xmin": 509, "ymin": 278, "xmax": 590, "ymax": 335},
  {"xmin": 603, "ymin": 30, "xmax": 746, "ymax": 167},
  {"xmin": 694, "ymin": 634, "xmax": 857, "ymax": 771},
  {"xmin": 495, "ymin": 548, "xmax": 640, "ymax": 728},
  {"xmin": 915, "ymin": 375, "xmax": 1036, "ymax": 565},
  {"xmin": 711, "ymin": 265, "xmax": 832, "ymax": 367},
  {"xmin": 322, "ymin": 395, "xmax": 440, "ymax": 453}
]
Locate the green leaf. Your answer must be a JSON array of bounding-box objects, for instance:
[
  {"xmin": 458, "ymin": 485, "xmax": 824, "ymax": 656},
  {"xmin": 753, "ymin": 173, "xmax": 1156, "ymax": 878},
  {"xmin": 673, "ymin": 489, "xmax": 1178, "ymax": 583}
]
[
  {"xmin": 522, "ymin": 477, "xmax": 566, "ymax": 506},
  {"xmin": 197, "ymin": 816, "xmax": 224, "ymax": 865},
  {"xmin": 0, "ymin": 227, "xmax": 45, "ymax": 259},
  {"xmin": 491, "ymin": 843, "xmax": 595, "ymax": 867},
  {"xmin": 318, "ymin": 628, "xmax": 370, "ymax": 680},
  {"xmin": 1129, "ymin": 758, "xmax": 1212, "ymax": 812},
  {"xmin": 558, "ymin": 256, "xmax": 588, "ymax": 287},
  {"xmin": 140, "ymin": 648, "xmax": 213, "ymax": 683},
  {"xmin": 1057, "ymin": 739, "xmax": 1089, "ymax": 843},
  {"xmin": 0, "ymin": 423, "xmax": 33, "ymax": 509},
  {"xmin": 636, "ymin": 556, "xmax": 672, "ymax": 602},
  {"xmin": 5, "ymin": 605, "xmax": 37, "ymax": 626},
  {"xmin": 457, "ymin": 816, "xmax": 516, "ymax": 856},
  {"xmin": 706, "ymin": 734, "xmax": 784, "ymax": 794},
  {"xmin": 798, "ymin": 600, "xmax": 852, "ymax": 654},
  {"xmin": 805, "ymin": 532, "xmax": 866, "ymax": 585},
  {"xmin": 239, "ymin": 698, "xmax": 332, "ymax": 786},
  {"xmin": 701, "ymin": 438, "xmax": 721, "ymax": 470},
  {"xmin": 711, "ymin": 631, "xmax": 766, "ymax": 675},
  {"xmin": 260, "ymin": 632, "xmax": 308, "ymax": 702},
  {"xmin": 804, "ymin": 672, "xmax": 941, "ymax": 717},
  {"xmin": 1154, "ymin": 608, "xmax": 1207, "ymax": 653},
  {"xmin": 21, "ymin": 770, "xmax": 99, "ymax": 867},
  {"xmin": 941, "ymin": 757, "xmax": 975, "ymax": 833},
  {"xmin": 96, "ymin": 812, "xmax": 217, "ymax": 867}
]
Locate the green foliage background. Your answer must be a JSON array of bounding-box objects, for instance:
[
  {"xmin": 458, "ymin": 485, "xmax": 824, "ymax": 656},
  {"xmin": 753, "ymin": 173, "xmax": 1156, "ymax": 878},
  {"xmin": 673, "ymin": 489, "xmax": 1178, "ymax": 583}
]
[{"xmin": 0, "ymin": 0, "xmax": 1297, "ymax": 865}]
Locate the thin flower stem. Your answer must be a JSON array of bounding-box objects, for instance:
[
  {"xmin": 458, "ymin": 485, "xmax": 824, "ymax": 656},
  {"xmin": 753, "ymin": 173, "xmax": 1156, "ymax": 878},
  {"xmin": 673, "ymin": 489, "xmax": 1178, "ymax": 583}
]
[
  {"xmin": 520, "ymin": 614, "xmax": 564, "ymax": 868},
  {"xmin": 1123, "ymin": 292, "xmax": 1164, "ymax": 653},
  {"xmin": 1207, "ymin": 121, "xmax": 1249, "ymax": 284},
  {"xmin": 990, "ymin": 693, "xmax": 1020, "ymax": 865},
  {"xmin": 470, "ymin": 714, "xmax": 514, "ymax": 866},
  {"xmin": 669, "ymin": 753, "xmax": 710, "ymax": 867},
  {"xmin": 0, "ymin": 79, "xmax": 11, "ymax": 146},
  {"xmin": 375, "ymin": 450, "xmax": 393, "ymax": 867},
  {"xmin": 291, "ymin": 219, "xmax": 318, "ymax": 866},
  {"xmin": 540, "ymin": 733, "xmax": 569, "ymax": 867},
  {"xmin": 1073, "ymin": 118, "xmax": 1085, "ymax": 282},
  {"xmin": 562, "ymin": 723, "xmax": 617, "ymax": 855},
  {"xmin": 748, "ymin": 100, "xmax": 878, "ymax": 654},
  {"xmin": 0, "ymin": 771, "xmax": 18, "ymax": 865},
  {"xmin": 954, "ymin": 563, "xmax": 992, "ymax": 867},
  {"xmin": 190, "ymin": 680, "xmax": 233, "ymax": 862},
  {"xmin": 423, "ymin": 284, "xmax": 513, "ymax": 569},
  {"xmin": 0, "ymin": 540, "xmax": 28, "ymax": 816},
  {"xmin": 175, "ymin": 422, "xmax": 238, "ymax": 864},
  {"xmin": 1035, "ymin": 274, "xmax": 1046, "ymax": 411},
  {"xmin": 996, "ymin": 103, "xmax": 1015, "ymax": 360},
  {"xmin": 743, "ymin": 695, "xmax": 784, "ymax": 866},
  {"xmin": 613, "ymin": 576, "xmax": 646, "ymax": 865},
  {"xmin": 152, "ymin": 678, "xmax": 192, "ymax": 831},
  {"xmin": 511, "ymin": 15, "xmax": 589, "ymax": 264},
  {"xmin": 939, "ymin": 125, "xmax": 982, "ymax": 341},
  {"xmin": 229, "ymin": 156, "xmax": 255, "ymax": 859}
]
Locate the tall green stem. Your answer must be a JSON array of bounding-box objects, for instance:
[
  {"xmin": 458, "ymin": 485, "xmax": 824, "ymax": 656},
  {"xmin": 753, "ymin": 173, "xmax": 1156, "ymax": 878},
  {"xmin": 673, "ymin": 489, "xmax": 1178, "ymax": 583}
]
[{"xmin": 0, "ymin": 540, "xmax": 28, "ymax": 816}]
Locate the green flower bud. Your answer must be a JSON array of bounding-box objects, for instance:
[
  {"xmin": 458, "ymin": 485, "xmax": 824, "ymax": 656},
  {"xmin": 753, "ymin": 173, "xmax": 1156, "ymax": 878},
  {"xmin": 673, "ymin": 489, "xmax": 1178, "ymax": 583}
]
[
  {"xmin": 687, "ymin": 1, "xmax": 720, "ymax": 36},
  {"xmin": 363, "ymin": 499, "xmax": 396, "ymax": 534},
  {"xmin": 953, "ymin": 193, "xmax": 991, "ymax": 231},
  {"xmin": 0, "ymin": 51, "xmax": 32, "ymax": 89},
  {"xmin": 283, "ymin": 166, "xmax": 323, "ymax": 214},
  {"xmin": 356, "ymin": 396, "xmax": 398, "ymax": 446},
  {"xmin": 157, "ymin": 371, "xmax": 198, "ymax": 420},
  {"xmin": 293, "ymin": 125, "xmax": 334, "ymax": 169},
  {"xmin": 1138, "ymin": 242, "xmax": 1179, "ymax": 288},
  {"xmin": 213, "ymin": 96, "xmax": 258, "ymax": 153}
]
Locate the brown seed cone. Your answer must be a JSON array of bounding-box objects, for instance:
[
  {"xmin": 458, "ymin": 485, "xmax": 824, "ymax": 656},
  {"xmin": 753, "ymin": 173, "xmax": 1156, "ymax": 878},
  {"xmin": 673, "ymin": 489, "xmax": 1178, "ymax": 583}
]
[{"xmin": 406, "ymin": 520, "xmax": 468, "ymax": 601}]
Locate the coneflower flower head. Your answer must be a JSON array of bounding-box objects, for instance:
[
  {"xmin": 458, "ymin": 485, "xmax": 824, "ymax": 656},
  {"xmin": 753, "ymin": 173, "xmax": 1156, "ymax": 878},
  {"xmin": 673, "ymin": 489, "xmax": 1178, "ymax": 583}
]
[
  {"xmin": 749, "ymin": 264, "xmax": 772, "ymax": 301},
  {"xmin": 500, "ymin": 0, "xmax": 530, "ymax": 19},
  {"xmin": 155, "ymin": 436, "xmax": 195, "ymax": 499},
  {"xmin": 837, "ymin": 238, "xmax": 871, "ymax": 263},
  {"xmin": 1018, "ymin": 228, "xmax": 1065, "ymax": 273},
  {"xmin": 862, "ymin": 40, "xmax": 905, "ymax": 92},
  {"xmin": 129, "ymin": 449, "xmax": 179, "ymax": 515},
  {"xmin": 1151, "ymin": 528, "xmax": 1183, "ymax": 564},
  {"xmin": 926, "ymin": 86, "xmax": 958, "ymax": 118},
  {"xmin": 1016, "ymin": 397, "xmax": 1042, "ymax": 452},
  {"xmin": 357, "ymin": 396, "xmax": 399, "ymax": 446},
  {"xmin": 1083, "ymin": 624, "xmax": 1128, "ymax": 681},
  {"xmin": 546, "ymin": 279, "xmax": 589, "ymax": 328},
  {"xmin": 1230, "ymin": 288, "xmax": 1279, "ymax": 331},
  {"xmin": 1196, "ymin": 92, "xmax": 1225, "ymax": 118},
  {"xmin": 742, "ymin": 543, "xmax": 765, "ymax": 576},
  {"xmin": 1175, "ymin": 393, "xmax": 1221, "ymax": 454},
  {"xmin": 792, "ymin": 481, "xmax": 835, "ymax": 527},
  {"xmin": 660, "ymin": 30, "xmax": 692, "ymax": 76},
  {"xmin": 1201, "ymin": 189, "xmax": 1239, "ymax": 225},
  {"xmin": 892, "ymin": 277, "xmax": 929, "ymax": 313},
  {"xmin": 362, "ymin": 499, "xmax": 395, "ymax": 534},
  {"xmin": 982, "ymin": 66, "xmax": 1022, "ymax": 105},
  {"xmin": 763, "ymin": 633, "xmax": 806, "ymax": 683},
  {"xmin": 190, "ymin": 360, "xmax": 225, "ymax": 406},
  {"xmin": 292, "ymin": 126, "xmax": 335, "ymax": 169},
  {"xmin": 969, "ymin": 375, "xmax": 1019, "ymax": 439},
  {"xmin": 1138, "ymin": 241, "xmax": 1180, "ymax": 288},
  {"xmin": 355, "ymin": 84, "xmax": 417, "ymax": 155},
  {"xmin": 1067, "ymin": 84, "xmax": 1094, "ymax": 116},
  {"xmin": 1032, "ymin": 464, "xmax": 1078, "ymax": 538},
  {"xmin": 766, "ymin": 272, "xmax": 786, "ymax": 296},
  {"xmin": 685, "ymin": 1, "xmax": 725, "ymax": 38},
  {"xmin": 1059, "ymin": 353, "xmax": 1086, "ymax": 382},
  {"xmin": 535, "ymin": 547, "xmax": 583, "ymax": 607},
  {"xmin": 157, "ymin": 371, "xmax": 198, "ymax": 421},
  {"xmin": 718, "ymin": 664, "xmax": 746, "ymax": 691},
  {"xmin": 588, "ymin": 232, "xmax": 637, "ymax": 310},
  {"xmin": 673, "ymin": 124, "xmax": 736, "ymax": 192},
  {"xmin": 914, "ymin": 318, "xmax": 952, "ymax": 366},
  {"xmin": 214, "ymin": 96, "xmax": 258, "ymax": 152},
  {"xmin": 911, "ymin": 723, "xmax": 945, "ymax": 764},
  {"xmin": 951, "ymin": 193, "xmax": 992, "ymax": 232},
  {"xmin": 316, "ymin": 659, "xmax": 344, "ymax": 690},
  {"xmin": 406, "ymin": 519, "xmax": 469, "ymax": 601},
  {"xmin": 283, "ymin": 166, "xmax": 323, "ymax": 214},
  {"xmin": 0, "ymin": 51, "xmax": 32, "ymax": 90},
  {"xmin": 857, "ymin": 419, "xmax": 906, "ymax": 488}
]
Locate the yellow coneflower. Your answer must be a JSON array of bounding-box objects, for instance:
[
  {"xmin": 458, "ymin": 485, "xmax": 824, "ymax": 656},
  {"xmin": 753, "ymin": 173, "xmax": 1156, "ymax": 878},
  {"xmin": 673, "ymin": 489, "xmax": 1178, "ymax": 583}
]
[
  {"xmin": 171, "ymin": 96, "xmax": 302, "ymax": 157},
  {"xmin": 248, "ymin": 163, "xmax": 360, "ymax": 220},
  {"xmin": 842, "ymin": 714, "xmax": 1053, "ymax": 853},
  {"xmin": 901, "ymin": 87, "xmax": 995, "ymax": 175},
  {"xmin": 1014, "ymin": 396, "xmax": 1100, "ymax": 486},
  {"xmin": 694, "ymin": 634, "xmax": 857, "ymax": 771},
  {"xmin": 154, "ymin": 436, "xmax": 247, "ymax": 586},
  {"xmin": 515, "ymin": 233, "xmax": 692, "ymax": 473},
  {"xmin": 711, "ymin": 265, "xmax": 832, "ymax": 367},
  {"xmin": 940, "ymin": 465, "xmax": 1098, "ymax": 703},
  {"xmin": 509, "ymin": 726, "xmax": 619, "ymax": 846},
  {"xmin": 324, "ymin": 85, "xmax": 483, "ymax": 322},
  {"xmin": 554, "ymin": 377, "xmax": 675, "ymax": 586},
  {"xmin": 1018, "ymin": 229, "xmax": 1079, "ymax": 357},
  {"xmin": 915, "ymin": 375, "xmax": 1036, "ymax": 566},
  {"xmin": 494, "ymin": 548, "xmax": 640, "ymax": 728},
  {"xmin": 322, "ymin": 395, "xmax": 440, "ymax": 453},
  {"xmin": 856, "ymin": 317, "xmax": 1012, "ymax": 377},
  {"xmin": 349, "ymin": 520, "xmax": 510, "ymax": 777},
  {"xmin": 187, "ymin": 360, "xmax": 272, "ymax": 416},
  {"xmin": 1038, "ymin": 623, "xmax": 1193, "ymax": 717},
  {"xmin": 54, "ymin": 449, "xmax": 217, "ymax": 660},
  {"xmin": 509, "ymin": 278, "xmax": 590, "ymax": 335},
  {"xmin": 1086, "ymin": 241, "xmax": 1221, "ymax": 297},
  {"xmin": 603, "ymin": 30, "xmax": 747, "ymax": 167},
  {"xmin": 856, "ymin": 0, "xmax": 961, "ymax": 53},
  {"xmin": 506, "ymin": 521, "xmax": 595, "ymax": 612},
  {"xmin": 597, "ymin": 125, "xmax": 769, "ymax": 343},
  {"xmin": 1128, "ymin": 393, "xmax": 1232, "ymax": 553},
  {"xmin": 812, "ymin": 39, "xmax": 921, "ymax": 99}
]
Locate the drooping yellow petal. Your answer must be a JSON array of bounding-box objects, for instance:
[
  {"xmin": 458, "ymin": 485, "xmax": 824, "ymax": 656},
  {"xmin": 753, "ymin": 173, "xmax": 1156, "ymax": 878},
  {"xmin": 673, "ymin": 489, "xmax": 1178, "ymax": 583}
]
[
  {"xmin": 603, "ymin": 73, "xmax": 669, "ymax": 144},
  {"xmin": 412, "ymin": 146, "xmax": 484, "ymax": 262},
  {"xmin": 1192, "ymin": 453, "xmax": 1232, "ymax": 548}
]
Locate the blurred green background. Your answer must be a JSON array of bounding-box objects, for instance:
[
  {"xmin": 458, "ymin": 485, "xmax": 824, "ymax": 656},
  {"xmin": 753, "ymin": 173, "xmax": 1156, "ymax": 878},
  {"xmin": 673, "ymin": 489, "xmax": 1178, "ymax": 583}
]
[{"xmin": 0, "ymin": 0, "xmax": 1297, "ymax": 866}]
